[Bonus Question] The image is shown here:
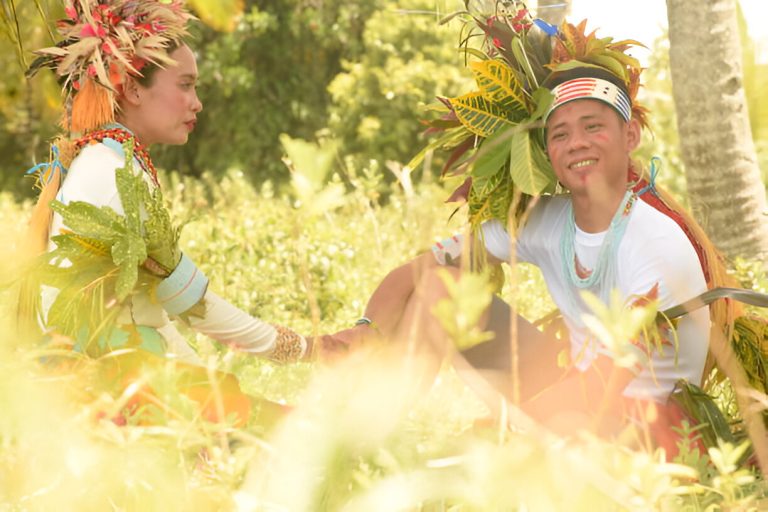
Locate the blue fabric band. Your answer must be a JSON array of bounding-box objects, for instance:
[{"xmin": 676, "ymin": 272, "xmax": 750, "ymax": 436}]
[{"xmin": 155, "ymin": 253, "xmax": 209, "ymax": 316}]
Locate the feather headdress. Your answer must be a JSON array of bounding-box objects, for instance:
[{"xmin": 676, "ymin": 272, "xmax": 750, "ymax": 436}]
[{"xmin": 27, "ymin": 0, "xmax": 193, "ymax": 134}]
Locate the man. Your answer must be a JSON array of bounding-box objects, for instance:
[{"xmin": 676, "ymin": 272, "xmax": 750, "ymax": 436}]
[{"xmin": 326, "ymin": 18, "xmax": 722, "ymax": 454}]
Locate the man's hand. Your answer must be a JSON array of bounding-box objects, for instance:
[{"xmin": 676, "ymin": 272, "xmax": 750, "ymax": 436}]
[{"xmin": 313, "ymin": 324, "xmax": 380, "ymax": 360}]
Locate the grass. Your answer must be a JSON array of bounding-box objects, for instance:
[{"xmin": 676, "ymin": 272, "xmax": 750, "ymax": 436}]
[{"xmin": 0, "ymin": 166, "xmax": 766, "ymax": 511}]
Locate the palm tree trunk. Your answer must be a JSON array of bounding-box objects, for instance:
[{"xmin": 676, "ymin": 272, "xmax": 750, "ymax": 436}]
[{"xmin": 667, "ymin": 0, "xmax": 768, "ymax": 262}]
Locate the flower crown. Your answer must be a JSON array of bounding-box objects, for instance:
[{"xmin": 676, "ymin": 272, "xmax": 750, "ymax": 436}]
[
  {"xmin": 412, "ymin": 1, "xmax": 648, "ymax": 229},
  {"xmin": 27, "ymin": 0, "xmax": 193, "ymax": 134}
]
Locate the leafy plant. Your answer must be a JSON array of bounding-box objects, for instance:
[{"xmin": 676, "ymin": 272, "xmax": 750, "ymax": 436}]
[{"xmin": 30, "ymin": 140, "xmax": 183, "ymax": 354}]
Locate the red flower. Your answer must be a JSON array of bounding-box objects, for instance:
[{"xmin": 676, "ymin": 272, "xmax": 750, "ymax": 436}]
[
  {"xmin": 80, "ymin": 24, "xmax": 98, "ymax": 38},
  {"xmin": 493, "ymin": 37, "xmax": 503, "ymax": 48},
  {"xmin": 631, "ymin": 283, "xmax": 660, "ymax": 308},
  {"xmin": 513, "ymin": 22, "xmax": 532, "ymax": 33},
  {"xmin": 130, "ymin": 56, "xmax": 147, "ymax": 73},
  {"xmin": 65, "ymin": 5, "xmax": 77, "ymax": 20}
]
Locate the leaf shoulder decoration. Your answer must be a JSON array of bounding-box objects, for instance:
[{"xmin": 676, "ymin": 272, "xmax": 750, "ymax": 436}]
[{"xmin": 29, "ymin": 139, "xmax": 186, "ymax": 356}]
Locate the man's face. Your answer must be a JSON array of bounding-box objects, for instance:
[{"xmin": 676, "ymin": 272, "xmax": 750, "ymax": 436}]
[
  {"xmin": 545, "ymin": 99, "xmax": 640, "ymax": 199},
  {"xmin": 133, "ymin": 45, "xmax": 203, "ymax": 146}
]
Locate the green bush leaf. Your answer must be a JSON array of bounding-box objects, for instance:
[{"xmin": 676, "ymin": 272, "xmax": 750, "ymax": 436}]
[{"xmin": 186, "ymin": 0, "xmax": 244, "ymax": 32}]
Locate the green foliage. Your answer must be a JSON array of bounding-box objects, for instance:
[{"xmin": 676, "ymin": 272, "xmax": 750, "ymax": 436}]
[
  {"xmin": 325, "ymin": 0, "xmax": 473, "ymax": 176},
  {"xmin": 155, "ymin": 0, "xmax": 382, "ymax": 182},
  {"xmin": 432, "ymin": 268, "xmax": 495, "ymax": 351},
  {"xmin": 33, "ymin": 141, "xmax": 182, "ymax": 353},
  {"xmin": 171, "ymin": 167, "xmax": 454, "ymax": 339},
  {"xmin": 580, "ymin": 289, "xmax": 659, "ymax": 370},
  {"xmin": 0, "ymin": 1, "xmax": 63, "ymax": 197},
  {"xmin": 186, "ymin": 0, "xmax": 245, "ymax": 32},
  {"xmin": 2, "ymin": 162, "xmax": 767, "ymax": 509}
]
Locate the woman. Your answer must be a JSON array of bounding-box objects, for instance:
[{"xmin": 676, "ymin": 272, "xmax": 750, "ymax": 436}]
[{"xmin": 25, "ymin": 0, "xmax": 307, "ymax": 366}]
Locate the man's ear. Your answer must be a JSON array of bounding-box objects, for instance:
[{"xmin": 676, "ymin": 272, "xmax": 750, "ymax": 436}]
[
  {"xmin": 121, "ymin": 77, "xmax": 142, "ymax": 107},
  {"xmin": 625, "ymin": 118, "xmax": 641, "ymax": 152}
]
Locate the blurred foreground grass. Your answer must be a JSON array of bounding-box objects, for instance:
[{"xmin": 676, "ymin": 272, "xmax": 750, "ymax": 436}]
[{"xmin": 0, "ymin": 168, "xmax": 766, "ymax": 511}]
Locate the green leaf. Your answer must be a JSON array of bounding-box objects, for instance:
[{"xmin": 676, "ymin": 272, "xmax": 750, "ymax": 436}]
[
  {"xmin": 488, "ymin": 173, "xmax": 514, "ymax": 223},
  {"xmin": 143, "ymin": 186, "xmax": 181, "ymax": 272},
  {"xmin": 508, "ymin": 130, "xmax": 555, "ymax": 195},
  {"xmin": 548, "ymin": 59, "xmax": 604, "ymax": 74},
  {"xmin": 431, "ymin": 268, "xmax": 495, "ymax": 351},
  {"xmin": 112, "ymin": 232, "xmax": 147, "ymax": 300},
  {"xmin": 114, "ymin": 142, "xmax": 142, "ymax": 235},
  {"xmin": 468, "ymin": 170, "xmax": 513, "ymax": 225},
  {"xmin": 589, "ymin": 53, "xmax": 629, "ymax": 82},
  {"xmin": 406, "ymin": 126, "xmax": 472, "ymax": 171},
  {"xmin": 470, "ymin": 59, "xmax": 527, "ymax": 115},
  {"xmin": 185, "ymin": 0, "xmax": 244, "ymax": 32},
  {"xmin": 51, "ymin": 200, "xmax": 126, "ymax": 241},
  {"xmin": 459, "ymin": 47, "xmax": 489, "ymax": 62},
  {"xmin": 511, "ymin": 37, "xmax": 538, "ymax": 90},
  {"xmin": 579, "ymin": 290, "xmax": 659, "ymax": 369},
  {"xmin": 281, "ymin": 135, "xmax": 338, "ymax": 200},
  {"xmin": 304, "ymin": 183, "xmax": 346, "ymax": 217},
  {"xmin": 471, "ymin": 124, "xmax": 514, "ymax": 179},
  {"xmin": 530, "ymin": 88, "xmax": 554, "ymax": 121},
  {"xmin": 449, "ymin": 91, "xmax": 513, "ymax": 138},
  {"xmin": 530, "ymin": 136, "xmax": 557, "ymax": 194}
]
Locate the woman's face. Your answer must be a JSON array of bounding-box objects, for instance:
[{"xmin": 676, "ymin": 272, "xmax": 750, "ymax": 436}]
[{"xmin": 126, "ymin": 44, "xmax": 203, "ymax": 146}]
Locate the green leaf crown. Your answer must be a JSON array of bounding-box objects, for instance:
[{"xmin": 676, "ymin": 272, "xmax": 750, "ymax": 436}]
[{"xmin": 411, "ymin": 1, "xmax": 649, "ymax": 230}]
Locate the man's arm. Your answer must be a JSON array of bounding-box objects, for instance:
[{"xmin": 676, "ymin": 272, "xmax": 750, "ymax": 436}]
[
  {"xmin": 322, "ymin": 230, "xmax": 507, "ymax": 353},
  {"xmin": 361, "ymin": 252, "xmax": 440, "ymax": 337}
]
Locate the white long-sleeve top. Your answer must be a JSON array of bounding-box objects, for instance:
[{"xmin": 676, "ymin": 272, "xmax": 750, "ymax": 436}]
[{"xmin": 44, "ymin": 141, "xmax": 278, "ymax": 364}]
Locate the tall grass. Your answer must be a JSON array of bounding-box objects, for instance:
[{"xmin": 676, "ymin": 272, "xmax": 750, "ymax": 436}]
[{"xmin": 1, "ymin": 167, "xmax": 766, "ymax": 510}]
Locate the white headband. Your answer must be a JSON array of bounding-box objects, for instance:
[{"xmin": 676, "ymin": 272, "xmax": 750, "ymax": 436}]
[{"xmin": 545, "ymin": 77, "xmax": 632, "ymax": 122}]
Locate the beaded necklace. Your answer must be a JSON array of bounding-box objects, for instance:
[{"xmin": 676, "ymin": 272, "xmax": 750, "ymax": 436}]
[
  {"xmin": 74, "ymin": 126, "xmax": 159, "ymax": 187},
  {"xmin": 559, "ymin": 190, "xmax": 637, "ymax": 318}
]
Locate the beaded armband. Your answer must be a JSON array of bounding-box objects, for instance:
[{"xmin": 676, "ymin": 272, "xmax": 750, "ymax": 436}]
[{"xmin": 268, "ymin": 325, "xmax": 308, "ymax": 363}]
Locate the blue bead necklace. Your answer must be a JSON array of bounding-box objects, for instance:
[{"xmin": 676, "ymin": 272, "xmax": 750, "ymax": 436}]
[{"xmin": 559, "ymin": 190, "xmax": 637, "ymax": 318}]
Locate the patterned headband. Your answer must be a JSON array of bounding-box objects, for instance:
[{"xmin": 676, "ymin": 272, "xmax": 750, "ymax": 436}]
[{"xmin": 546, "ymin": 77, "xmax": 632, "ymax": 123}]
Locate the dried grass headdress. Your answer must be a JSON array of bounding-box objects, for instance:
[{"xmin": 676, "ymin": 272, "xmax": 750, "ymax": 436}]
[
  {"xmin": 27, "ymin": 0, "xmax": 193, "ymax": 134},
  {"xmin": 20, "ymin": 0, "xmax": 193, "ymax": 273}
]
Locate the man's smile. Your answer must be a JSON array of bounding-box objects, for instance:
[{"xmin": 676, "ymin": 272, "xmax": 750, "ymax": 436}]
[{"xmin": 569, "ymin": 159, "xmax": 597, "ymax": 170}]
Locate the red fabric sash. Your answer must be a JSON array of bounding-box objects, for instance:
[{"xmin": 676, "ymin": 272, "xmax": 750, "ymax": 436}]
[{"xmin": 630, "ymin": 172, "xmax": 711, "ymax": 284}]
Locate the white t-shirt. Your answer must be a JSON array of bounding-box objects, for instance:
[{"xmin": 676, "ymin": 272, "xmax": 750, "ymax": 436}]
[
  {"xmin": 44, "ymin": 141, "xmax": 278, "ymax": 364},
  {"xmin": 480, "ymin": 195, "xmax": 710, "ymax": 402}
]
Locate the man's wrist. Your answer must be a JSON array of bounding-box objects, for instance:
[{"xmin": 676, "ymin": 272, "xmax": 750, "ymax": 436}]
[{"xmin": 354, "ymin": 316, "xmax": 380, "ymax": 332}]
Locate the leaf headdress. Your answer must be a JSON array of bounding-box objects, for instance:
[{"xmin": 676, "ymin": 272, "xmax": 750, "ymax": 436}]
[
  {"xmin": 27, "ymin": 0, "xmax": 193, "ymax": 134},
  {"xmin": 413, "ymin": 1, "xmax": 649, "ymax": 230}
]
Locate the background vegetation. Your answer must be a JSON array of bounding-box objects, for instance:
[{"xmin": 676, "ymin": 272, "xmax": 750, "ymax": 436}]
[{"xmin": 1, "ymin": 0, "xmax": 767, "ymax": 509}]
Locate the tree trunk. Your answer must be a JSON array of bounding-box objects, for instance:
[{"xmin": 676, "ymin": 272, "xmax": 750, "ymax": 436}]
[
  {"xmin": 536, "ymin": 0, "xmax": 571, "ymax": 27},
  {"xmin": 667, "ymin": 0, "xmax": 768, "ymax": 262}
]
